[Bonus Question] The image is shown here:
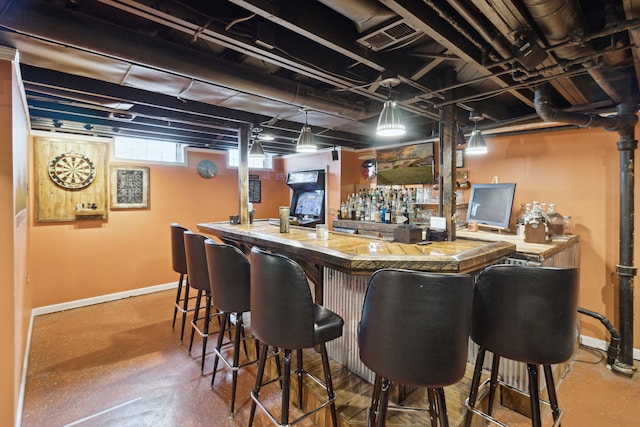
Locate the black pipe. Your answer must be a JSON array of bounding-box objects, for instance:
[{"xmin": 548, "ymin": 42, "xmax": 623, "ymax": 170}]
[
  {"xmin": 534, "ymin": 85, "xmax": 637, "ymax": 376},
  {"xmin": 577, "ymin": 307, "xmax": 620, "ymax": 368},
  {"xmin": 615, "ymin": 103, "xmax": 638, "ymax": 374}
]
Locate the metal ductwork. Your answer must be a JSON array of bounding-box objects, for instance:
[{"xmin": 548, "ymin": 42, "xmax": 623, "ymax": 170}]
[
  {"xmin": 0, "ymin": 0, "xmax": 371, "ymax": 122},
  {"xmin": 535, "ymin": 84, "xmax": 638, "ymax": 377},
  {"xmin": 317, "ymin": 0, "xmax": 397, "ymax": 33},
  {"xmin": 522, "ymin": 0, "xmax": 622, "ymax": 102}
]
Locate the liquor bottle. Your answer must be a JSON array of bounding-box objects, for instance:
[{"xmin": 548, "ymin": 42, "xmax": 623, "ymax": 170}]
[{"xmin": 546, "ymin": 203, "xmax": 564, "ymax": 237}]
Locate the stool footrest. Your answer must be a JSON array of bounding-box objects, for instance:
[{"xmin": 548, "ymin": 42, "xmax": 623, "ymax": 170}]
[
  {"xmin": 464, "ymin": 377, "xmax": 564, "ymax": 427},
  {"xmin": 251, "ymin": 367, "xmax": 337, "ymax": 427}
]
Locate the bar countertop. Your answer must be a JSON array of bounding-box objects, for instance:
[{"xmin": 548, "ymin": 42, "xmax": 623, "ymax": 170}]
[
  {"xmin": 455, "ymin": 229, "xmax": 580, "ymax": 263},
  {"xmin": 198, "ymin": 220, "xmax": 515, "ymax": 275}
]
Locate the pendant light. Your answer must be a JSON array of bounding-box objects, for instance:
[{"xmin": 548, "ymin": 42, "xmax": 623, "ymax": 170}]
[
  {"xmin": 249, "ymin": 127, "xmax": 266, "ymax": 159},
  {"xmin": 376, "ymin": 76, "xmax": 406, "ymax": 137},
  {"xmin": 466, "ymin": 111, "xmax": 488, "ymax": 155},
  {"xmin": 296, "ymin": 109, "xmax": 317, "ymax": 152}
]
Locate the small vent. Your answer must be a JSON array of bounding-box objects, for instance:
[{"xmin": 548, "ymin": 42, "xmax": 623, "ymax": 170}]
[{"xmin": 357, "ymin": 20, "xmax": 420, "ymax": 51}]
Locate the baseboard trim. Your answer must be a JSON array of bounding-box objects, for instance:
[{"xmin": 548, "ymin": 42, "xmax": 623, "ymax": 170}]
[
  {"xmin": 580, "ymin": 334, "xmax": 640, "ymax": 361},
  {"xmin": 32, "ymin": 282, "xmax": 178, "ymax": 316}
]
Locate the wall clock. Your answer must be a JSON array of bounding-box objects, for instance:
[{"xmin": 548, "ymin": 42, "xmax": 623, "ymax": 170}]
[
  {"xmin": 48, "ymin": 151, "xmax": 97, "ymax": 189},
  {"xmin": 197, "ymin": 159, "xmax": 217, "ymax": 179}
]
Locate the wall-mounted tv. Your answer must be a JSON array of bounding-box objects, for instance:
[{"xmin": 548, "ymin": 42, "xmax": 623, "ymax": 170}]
[
  {"xmin": 466, "ymin": 183, "xmax": 517, "ymax": 231},
  {"xmin": 376, "ymin": 142, "xmax": 434, "ymax": 185}
]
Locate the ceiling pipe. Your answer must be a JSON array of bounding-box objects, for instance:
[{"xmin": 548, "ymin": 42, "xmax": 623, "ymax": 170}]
[
  {"xmin": 0, "ymin": 0, "xmax": 372, "ymax": 122},
  {"xmin": 535, "ymin": 84, "xmax": 638, "ymax": 377},
  {"xmin": 447, "ymin": 0, "xmax": 512, "ymax": 61},
  {"xmin": 522, "ymin": 0, "xmax": 622, "ymax": 102}
]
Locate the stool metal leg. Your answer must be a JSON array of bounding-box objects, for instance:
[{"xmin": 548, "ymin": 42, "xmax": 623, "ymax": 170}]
[
  {"xmin": 281, "ymin": 349, "xmax": 292, "ymax": 425},
  {"xmin": 436, "ymin": 387, "xmax": 449, "ymax": 427},
  {"xmin": 464, "ymin": 347, "xmax": 486, "ymax": 427},
  {"xmin": 377, "ymin": 378, "xmax": 391, "ymax": 427},
  {"xmin": 210, "ymin": 313, "xmax": 228, "ymax": 388},
  {"xmin": 230, "ymin": 313, "xmax": 243, "ymax": 413},
  {"xmin": 249, "ymin": 342, "xmax": 269, "ymax": 427},
  {"xmin": 172, "ymin": 273, "xmax": 184, "ymax": 330},
  {"xmin": 179, "ymin": 278, "xmax": 190, "ymax": 343},
  {"xmin": 200, "ymin": 291, "xmax": 212, "ymax": 373},
  {"xmin": 427, "ymin": 388, "xmax": 438, "ymax": 427},
  {"xmin": 487, "ymin": 354, "xmax": 501, "ymax": 417},
  {"xmin": 527, "ymin": 363, "xmax": 542, "ymax": 427},
  {"xmin": 543, "ymin": 364, "xmax": 562, "ymax": 424},
  {"xmin": 188, "ymin": 290, "xmax": 203, "ymax": 353},
  {"xmin": 296, "ymin": 349, "xmax": 304, "ymax": 408},
  {"xmin": 320, "ymin": 344, "xmax": 339, "ymax": 427},
  {"xmin": 368, "ymin": 374, "xmax": 382, "ymax": 427}
]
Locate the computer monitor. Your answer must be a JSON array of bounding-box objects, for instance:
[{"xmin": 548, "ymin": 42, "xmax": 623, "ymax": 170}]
[{"xmin": 466, "ymin": 183, "xmax": 516, "ymax": 230}]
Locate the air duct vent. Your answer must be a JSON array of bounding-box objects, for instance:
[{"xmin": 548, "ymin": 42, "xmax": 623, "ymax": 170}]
[
  {"xmin": 109, "ymin": 112, "xmax": 136, "ymax": 121},
  {"xmin": 357, "ymin": 20, "xmax": 420, "ymax": 51}
]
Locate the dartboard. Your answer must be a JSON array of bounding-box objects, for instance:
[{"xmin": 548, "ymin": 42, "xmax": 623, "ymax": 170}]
[{"xmin": 48, "ymin": 152, "xmax": 97, "ymax": 189}]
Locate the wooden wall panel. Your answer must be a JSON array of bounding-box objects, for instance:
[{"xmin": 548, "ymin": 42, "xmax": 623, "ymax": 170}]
[{"xmin": 35, "ymin": 138, "xmax": 108, "ymax": 222}]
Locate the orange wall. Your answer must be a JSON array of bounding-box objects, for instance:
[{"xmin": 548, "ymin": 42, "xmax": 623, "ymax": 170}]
[
  {"xmin": 28, "ymin": 148, "xmax": 290, "ymax": 307},
  {"xmin": 458, "ymin": 126, "xmax": 638, "ymax": 345},
  {"xmin": 1, "ymin": 54, "xmax": 30, "ymax": 426},
  {"xmin": 26, "ymin": 119, "xmax": 640, "ymax": 357}
]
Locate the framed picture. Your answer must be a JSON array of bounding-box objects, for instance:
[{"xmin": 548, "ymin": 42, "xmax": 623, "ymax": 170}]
[
  {"xmin": 249, "ymin": 179, "xmax": 261, "ymax": 203},
  {"xmin": 456, "ymin": 149, "xmax": 465, "ymax": 168},
  {"xmin": 110, "ymin": 165, "xmax": 150, "ymax": 209}
]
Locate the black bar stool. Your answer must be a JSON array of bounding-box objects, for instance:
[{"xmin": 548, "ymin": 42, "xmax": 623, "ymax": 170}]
[
  {"xmin": 358, "ymin": 268, "xmax": 473, "ymax": 427},
  {"xmin": 248, "ymin": 247, "xmax": 344, "ymax": 427},
  {"xmin": 464, "ymin": 264, "xmax": 579, "ymax": 427},
  {"xmin": 183, "ymin": 231, "xmax": 223, "ymax": 373},
  {"xmin": 170, "ymin": 223, "xmax": 191, "ymax": 342},
  {"xmin": 204, "ymin": 239, "xmax": 258, "ymax": 415}
]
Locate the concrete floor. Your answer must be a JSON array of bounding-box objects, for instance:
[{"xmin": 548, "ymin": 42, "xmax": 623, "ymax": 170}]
[{"xmin": 21, "ymin": 289, "xmax": 640, "ymax": 426}]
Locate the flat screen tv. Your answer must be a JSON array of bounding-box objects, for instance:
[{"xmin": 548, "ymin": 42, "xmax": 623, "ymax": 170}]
[
  {"xmin": 293, "ymin": 190, "xmax": 324, "ymax": 217},
  {"xmin": 466, "ymin": 183, "xmax": 516, "ymax": 231}
]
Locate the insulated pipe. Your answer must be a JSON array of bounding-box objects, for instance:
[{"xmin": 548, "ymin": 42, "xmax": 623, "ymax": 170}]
[
  {"xmin": 317, "ymin": 0, "xmax": 396, "ymax": 33},
  {"xmin": 0, "ymin": 0, "xmax": 371, "ymax": 121},
  {"xmin": 535, "ymin": 85, "xmax": 638, "ymax": 376},
  {"xmin": 522, "ymin": 0, "xmax": 623, "ymax": 102}
]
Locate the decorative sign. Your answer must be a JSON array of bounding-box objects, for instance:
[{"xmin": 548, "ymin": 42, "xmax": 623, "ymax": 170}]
[
  {"xmin": 249, "ymin": 179, "xmax": 261, "ymax": 203},
  {"xmin": 110, "ymin": 165, "xmax": 150, "ymax": 209},
  {"xmin": 48, "ymin": 151, "xmax": 97, "ymax": 189}
]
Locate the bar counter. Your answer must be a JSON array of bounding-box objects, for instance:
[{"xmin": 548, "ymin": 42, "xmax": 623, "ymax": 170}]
[
  {"xmin": 198, "ymin": 220, "xmax": 516, "ymax": 276},
  {"xmin": 198, "ymin": 219, "xmax": 516, "ymax": 382}
]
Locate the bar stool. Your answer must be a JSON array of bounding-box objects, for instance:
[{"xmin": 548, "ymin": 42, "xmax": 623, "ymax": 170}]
[
  {"xmin": 248, "ymin": 247, "xmax": 344, "ymax": 427},
  {"xmin": 170, "ymin": 223, "xmax": 191, "ymax": 342},
  {"xmin": 204, "ymin": 239, "xmax": 258, "ymax": 415},
  {"xmin": 184, "ymin": 231, "xmax": 222, "ymax": 373},
  {"xmin": 358, "ymin": 268, "xmax": 473, "ymax": 427},
  {"xmin": 464, "ymin": 264, "xmax": 579, "ymax": 427}
]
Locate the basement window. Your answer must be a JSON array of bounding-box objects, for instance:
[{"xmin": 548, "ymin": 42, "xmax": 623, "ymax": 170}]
[
  {"xmin": 227, "ymin": 149, "xmax": 274, "ymax": 170},
  {"xmin": 113, "ymin": 136, "xmax": 186, "ymax": 164}
]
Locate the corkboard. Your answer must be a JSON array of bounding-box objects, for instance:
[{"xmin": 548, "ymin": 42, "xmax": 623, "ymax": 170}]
[{"xmin": 35, "ymin": 137, "xmax": 108, "ymax": 222}]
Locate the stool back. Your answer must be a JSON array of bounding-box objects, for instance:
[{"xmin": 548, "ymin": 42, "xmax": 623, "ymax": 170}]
[
  {"xmin": 183, "ymin": 231, "xmax": 210, "ymax": 292},
  {"xmin": 471, "ymin": 264, "xmax": 579, "ymax": 365},
  {"xmin": 358, "ymin": 268, "xmax": 473, "ymax": 387},
  {"xmin": 204, "ymin": 240, "xmax": 251, "ymax": 313},
  {"xmin": 250, "ymin": 247, "xmax": 315, "ymax": 349},
  {"xmin": 170, "ymin": 223, "xmax": 189, "ymax": 275}
]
